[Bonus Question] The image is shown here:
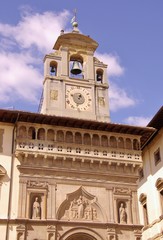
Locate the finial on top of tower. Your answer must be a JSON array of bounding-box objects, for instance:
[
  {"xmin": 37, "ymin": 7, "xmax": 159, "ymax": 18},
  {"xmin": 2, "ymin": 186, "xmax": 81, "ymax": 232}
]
[{"xmin": 71, "ymin": 9, "xmax": 79, "ymax": 33}]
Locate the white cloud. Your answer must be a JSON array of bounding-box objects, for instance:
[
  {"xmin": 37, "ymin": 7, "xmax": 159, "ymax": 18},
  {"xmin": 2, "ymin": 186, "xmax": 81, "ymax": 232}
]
[
  {"xmin": 0, "ymin": 7, "xmax": 136, "ymax": 113},
  {"xmin": 0, "ymin": 8, "xmax": 70, "ymax": 104},
  {"xmin": 109, "ymin": 82, "xmax": 136, "ymax": 111},
  {"xmin": 0, "ymin": 51, "xmax": 42, "ymax": 103},
  {"xmin": 124, "ymin": 116, "xmax": 151, "ymax": 126},
  {"xmin": 96, "ymin": 52, "xmax": 136, "ymax": 111},
  {"xmin": 0, "ymin": 9, "xmax": 70, "ymax": 53},
  {"xmin": 95, "ymin": 52, "xmax": 124, "ymax": 77}
]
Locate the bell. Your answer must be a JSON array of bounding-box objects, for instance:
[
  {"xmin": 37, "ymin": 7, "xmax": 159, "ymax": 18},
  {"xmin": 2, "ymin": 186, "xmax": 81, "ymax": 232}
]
[
  {"xmin": 50, "ymin": 66, "xmax": 56, "ymax": 73},
  {"xmin": 71, "ymin": 61, "xmax": 82, "ymax": 75},
  {"xmin": 97, "ymin": 74, "xmax": 102, "ymax": 82}
]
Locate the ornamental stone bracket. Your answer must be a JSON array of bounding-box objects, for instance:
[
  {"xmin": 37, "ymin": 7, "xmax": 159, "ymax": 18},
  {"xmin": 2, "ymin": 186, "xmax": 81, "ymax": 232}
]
[
  {"xmin": 15, "ymin": 151, "xmax": 141, "ymax": 177},
  {"xmin": 47, "ymin": 225, "xmax": 56, "ymax": 240},
  {"xmin": 134, "ymin": 229, "xmax": 142, "ymax": 240},
  {"xmin": 16, "ymin": 225, "xmax": 25, "ymax": 240},
  {"xmin": 0, "ymin": 164, "xmax": 6, "ymax": 177},
  {"xmin": 107, "ymin": 228, "xmax": 116, "ymax": 240}
]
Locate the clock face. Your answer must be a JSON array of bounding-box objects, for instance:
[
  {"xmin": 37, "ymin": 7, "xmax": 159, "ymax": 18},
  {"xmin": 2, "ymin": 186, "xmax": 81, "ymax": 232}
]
[{"xmin": 66, "ymin": 86, "xmax": 92, "ymax": 111}]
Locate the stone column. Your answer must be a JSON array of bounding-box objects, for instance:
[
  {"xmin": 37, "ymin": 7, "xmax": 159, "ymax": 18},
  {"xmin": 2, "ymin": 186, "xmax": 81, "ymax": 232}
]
[
  {"xmin": 26, "ymin": 191, "xmax": 30, "ymax": 218},
  {"xmin": 61, "ymin": 47, "xmax": 68, "ymax": 77},
  {"xmin": 107, "ymin": 187, "xmax": 114, "ymax": 222},
  {"xmin": 132, "ymin": 190, "xmax": 140, "ymax": 224},
  {"xmin": 18, "ymin": 180, "xmax": 27, "ymax": 218},
  {"xmin": 47, "ymin": 183, "xmax": 57, "ymax": 219},
  {"xmin": 126, "ymin": 199, "xmax": 132, "ymax": 224}
]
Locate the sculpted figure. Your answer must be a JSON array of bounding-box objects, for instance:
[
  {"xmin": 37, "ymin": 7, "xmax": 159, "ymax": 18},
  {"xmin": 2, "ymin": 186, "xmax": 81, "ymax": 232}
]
[
  {"xmin": 77, "ymin": 196, "xmax": 84, "ymax": 219},
  {"xmin": 70, "ymin": 199, "xmax": 78, "ymax": 219},
  {"xmin": 32, "ymin": 197, "xmax": 41, "ymax": 219},
  {"xmin": 119, "ymin": 203, "xmax": 127, "ymax": 224}
]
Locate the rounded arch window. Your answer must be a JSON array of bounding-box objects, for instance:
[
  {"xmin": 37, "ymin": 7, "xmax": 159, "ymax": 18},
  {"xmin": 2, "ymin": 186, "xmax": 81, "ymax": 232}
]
[
  {"xmin": 28, "ymin": 127, "xmax": 36, "ymax": 140},
  {"xmin": 83, "ymin": 133, "xmax": 91, "ymax": 145},
  {"xmin": 92, "ymin": 134, "xmax": 100, "ymax": 146},
  {"xmin": 110, "ymin": 136, "xmax": 117, "ymax": 148},
  {"xmin": 101, "ymin": 135, "xmax": 108, "ymax": 147},
  {"xmin": 126, "ymin": 138, "xmax": 132, "ymax": 149},
  {"xmin": 18, "ymin": 126, "xmax": 27, "ymax": 138},
  {"xmin": 96, "ymin": 68, "xmax": 103, "ymax": 83},
  {"xmin": 56, "ymin": 130, "xmax": 64, "ymax": 142},
  {"xmin": 50, "ymin": 61, "xmax": 57, "ymax": 76},
  {"xmin": 47, "ymin": 129, "xmax": 54, "ymax": 141},
  {"xmin": 65, "ymin": 131, "xmax": 73, "ymax": 143},
  {"xmin": 75, "ymin": 132, "xmax": 82, "ymax": 144},
  {"xmin": 37, "ymin": 128, "xmax": 45, "ymax": 140},
  {"xmin": 118, "ymin": 137, "xmax": 124, "ymax": 148},
  {"xmin": 70, "ymin": 54, "xmax": 83, "ymax": 79},
  {"xmin": 133, "ymin": 139, "xmax": 140, "ymax": 150}
]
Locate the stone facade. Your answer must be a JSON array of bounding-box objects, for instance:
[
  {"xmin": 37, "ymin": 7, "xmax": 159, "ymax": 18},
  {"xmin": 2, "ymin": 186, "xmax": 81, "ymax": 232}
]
[
  {"xmin": 138, "ymin": 107, "xmax": 163, "ymax": 240},
  {"xmin": 0, "ymin": 21, "xmax": 161, "ymax": 240}
]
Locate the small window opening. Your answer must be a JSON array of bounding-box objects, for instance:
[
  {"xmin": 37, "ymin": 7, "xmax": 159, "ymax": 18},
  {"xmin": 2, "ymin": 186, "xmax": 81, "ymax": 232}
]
[
  {"xmin": 50, "ymin": 61, "xmax": 57, "ymax": 76},
  {"xmin": 154, "ymin": 148, "xmax": 161, "ymax": 165},
  {"xmin": 96, "ymin": 69, "xmax": 103, "ymax": 83}
]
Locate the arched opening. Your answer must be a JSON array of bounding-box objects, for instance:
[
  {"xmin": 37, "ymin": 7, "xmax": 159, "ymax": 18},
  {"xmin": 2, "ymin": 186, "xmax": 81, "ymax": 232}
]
[
  {"xmin": 37, "ymin": 128, "xmax": 45, "ymax": 140},
  {"xmin": 96, "ymin": 68, "xmax": 103, "ymax": 83},
  {"xmin": 47, "ymin": 129, "xmax": 54, "ymax": 141},
  {"xmin": 75, "ymin": 132, "xmax": 82, "ymax": 144},
  {"xmin": 70, "ymin": 54, "xmax": 83, "ymax": 79},
  {"xmin": 56, "ymin": 130, "xmax": 64, "ymax": 142},
  {"xmin": 65, "ymin": 131, "xmax": 73, "ymax": 143},
  {"xmin": 18, "ymin": 126, "xmax": 27, "ymax": 138},
  {"xmin": 50, "ymin": 61, "xmax": 57, "ymax": 76},
  {"xmin": 118, "ymin": 137, "xmax": 124, "ymax": 148},
  {"xmin": 126, "ymin": 138, "xmax": 132, "ymax": 149},
  {"xmin": 66, "ymin": 233, "xmax": 96, "ymax": 240},
  {"xmin": 83, "ymin": 133, "xmax": 91, "ymax": 145},
  {"xmin": 133, "ymin": 139, "xmax": 140, "ymax": 150},
  {"xmin": 28, "ymin": 127, "xmax": 36, "ymax": 140},
  {"xmin": 92, "ymin": 134, "xmax": 100, "ymax": 146},
  {"xmin": 101, "ymin": 135, "xmax": 108, "ymax": 147},
  {"xmin": 110, "ymin": 136, "xmax": 117, "ymax": 148}
]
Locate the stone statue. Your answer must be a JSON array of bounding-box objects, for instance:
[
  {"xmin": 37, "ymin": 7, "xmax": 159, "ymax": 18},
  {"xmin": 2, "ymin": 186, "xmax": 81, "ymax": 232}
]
[
  {"xmin": 119, "ymin": 203, "xmax": 127, "ymax": 224},
  {"xmin": 77, "ymin": 196, "xmax": 85, "ymax": 219},
  {"xmin": 69, "ymin": 199, "xmax": 78, "ymax": 219},
  {"xmin": 32, "ymin": 197, "xmax": 41, "ymax": 219}
]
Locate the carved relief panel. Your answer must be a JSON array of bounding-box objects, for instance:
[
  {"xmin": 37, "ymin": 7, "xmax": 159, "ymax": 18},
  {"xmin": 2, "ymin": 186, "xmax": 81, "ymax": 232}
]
[{"xmin": 57, "ymin": 186, "xmax": 104, "ymax": 222}]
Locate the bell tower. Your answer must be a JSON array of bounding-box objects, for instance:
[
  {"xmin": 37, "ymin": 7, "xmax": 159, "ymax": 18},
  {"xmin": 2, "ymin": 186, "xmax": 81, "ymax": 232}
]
[{"xmin": 40, "ymin": 19, "xmax": 110, "ymax": 122}]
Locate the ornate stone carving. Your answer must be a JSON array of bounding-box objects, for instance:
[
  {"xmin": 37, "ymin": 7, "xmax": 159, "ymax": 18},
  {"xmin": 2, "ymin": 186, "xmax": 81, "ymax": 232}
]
[
  {"xmin": 16, "ymin": 225, "xmax": 25, "ymax": 240},
  {"xmin": 98, "ymin": 97, "xmax": 105, "ymax": 107},
  {"xmin": 27, "ymin": 180, "xmax": 48, "ymax": 189},
  {"xmin": 66, "ymin": 195, "xmax": 98, "ymax": 220},
  {"xmin": 114, "ymin": 187, "xmax": 131, "ymax": 195},
  {"xmin": 107, "ymin": 227, "xmax": 116, "ymax": 240},
  {"xmin": 0, "ymin": 165, "xmax": 6, "ymax": 177},
  {"xmin": 58, "ymin": 186, "xmax": 104, "ymax": 222},
  {"xmin": 50, "ymin": 90, "xmax": 58, "ymax": 100}
]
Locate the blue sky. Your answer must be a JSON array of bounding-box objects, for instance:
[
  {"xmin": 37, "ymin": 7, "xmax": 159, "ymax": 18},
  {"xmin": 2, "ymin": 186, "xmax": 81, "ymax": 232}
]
[{"xmin": 0, "ymin": 0, "xmax": 162, "ymax": 126}]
